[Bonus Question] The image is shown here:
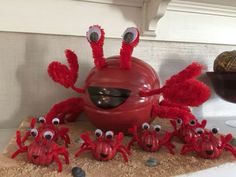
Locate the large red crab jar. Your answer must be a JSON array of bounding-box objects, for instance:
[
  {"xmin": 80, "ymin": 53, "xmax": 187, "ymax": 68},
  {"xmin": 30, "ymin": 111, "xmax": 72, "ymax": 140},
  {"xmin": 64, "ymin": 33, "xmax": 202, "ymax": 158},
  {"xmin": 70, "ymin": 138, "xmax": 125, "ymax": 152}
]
[{"xmin": 82, "ymin": 26, "xmax": 160, "ymax": 132}]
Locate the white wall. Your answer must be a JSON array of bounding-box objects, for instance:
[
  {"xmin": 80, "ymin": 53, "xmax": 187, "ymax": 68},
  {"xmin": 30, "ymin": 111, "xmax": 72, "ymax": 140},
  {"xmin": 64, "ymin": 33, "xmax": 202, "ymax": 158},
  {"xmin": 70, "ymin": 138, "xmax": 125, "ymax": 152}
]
[{"xmin": 1, "ymin": 0, "xmax": 236, "ymax": 44}]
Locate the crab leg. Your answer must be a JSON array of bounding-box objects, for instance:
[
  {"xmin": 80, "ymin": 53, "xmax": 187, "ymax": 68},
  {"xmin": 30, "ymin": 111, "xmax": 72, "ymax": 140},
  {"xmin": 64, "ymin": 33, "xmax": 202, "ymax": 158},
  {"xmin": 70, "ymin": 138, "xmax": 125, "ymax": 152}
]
[
  {"xmin": 153, "ymin": 105, "xmax": 196, "ymax": 121},
  {"xmin": 161, "ymin": 132, "xmax": 175, "ymax": 155},
  {"xmin": 53, "ymin": 154, "xmax": 63, "ymax": 172},
  {"xmin": 11, "ymin": 131, "xmax": 28, "ymax": 158},
  {"xmin": 127, "ymin": 126, "xmax": 139, "ymax": 150},
  {"xmin": 56, "ymin": 147, "xmax": 70, "ymax": 164},
  {"xmin": 75, "ymin": 146, "xmax": 93, "ymax": 157},
  {"xmin": 58, "ymin": 127, "xmax": 71, "ymax": 147},
  {"xmin": 159, "ymin": 100, "xmax": 191, "ymax": 112},
  {"xmin": 45, "ymin": 97, "xmax": 84, "ymax": 123},
  {"xmin": 120, "ymin": 145, "xmax": 131, "ymax": 155},
  {"xmin": 163, "ymin": 143, "xmax": 175, "ymax": 155},
  {"xmin": 11, "ymin": 147, "xmax": 28, "ymax": 158},
  {"xmin": 127, "ymin": 138, "xmax": 138, "ymax": 151},
  {"xmin": 117, "ymin": 147, "xmax": 129, "ymax": 162},
  {"xmin": 224, "ymin": 144, "xmax": 236, "ymax": 158},
  {"xmin": 21, "ymin": 118, "xmax": 37, "ymax": 143},
  {"xmin": 180, "ymin": 144, "xmax": 195, "ymax": 155}
]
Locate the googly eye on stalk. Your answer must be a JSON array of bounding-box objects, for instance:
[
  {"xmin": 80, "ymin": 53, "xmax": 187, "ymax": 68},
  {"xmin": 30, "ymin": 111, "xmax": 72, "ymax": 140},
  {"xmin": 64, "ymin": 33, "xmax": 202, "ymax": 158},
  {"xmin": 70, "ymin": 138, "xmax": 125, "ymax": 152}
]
[
  {"xmin": 122, "ymin": 27, "xmax": 139, "ymax": 45},
  {"xmin": 52, "ymin": 118, "xmax": 60, "ymax": 125},
  {"xmin": 87, "ymin": 25, "xmax": 103, "ymax": 42},
  {"xmin": 189, "ymin": 119, "xmax": 196, "ymax": 126},
  {"xmin": 30, "ymin": 128, "xmax": 38, "ymax": 137},
  {"xmin": 211, "ymin": 127, "xmax": 219, "ymax": 134},
  {"xmin": 176, "ymin": 118, "xmax": 183, "ymax": 125},
  {"xmin": 195, "ymin": 128, "xmax": 204, "ymax": 134},
  {"xmin": 38, "ymin": 117, "xmax": 46, "ymax": 123},
  {"xmin": 120, "ymin": 27, "xmax": 140, "ymax": 69},
  {"xmin": 153, "ymin": 124, "xmax": 161, "ymax": 132},
  {"xmin": 44, "ymin": 131, "xmax": 54, "ymax": 140},
  {"xmin": 105, "ymin": 131, "xmax": 114, "ymax": 139},
  {"xmin": 95, "ymin": 129, "xmax": 103, "ymax": 138},
  {"xmin": 86, "ymin": 25, "xmax": 106, "ymax": 69},
  {"xmin": 142, "ymin": 122, "xmax": 150, "ymax": 130}
]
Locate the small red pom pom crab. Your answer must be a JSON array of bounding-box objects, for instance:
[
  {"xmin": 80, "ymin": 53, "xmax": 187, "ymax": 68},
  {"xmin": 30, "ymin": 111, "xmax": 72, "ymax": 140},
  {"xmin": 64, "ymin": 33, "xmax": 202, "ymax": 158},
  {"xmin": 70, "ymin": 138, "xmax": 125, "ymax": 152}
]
[
  {"xmin": 11, "ymin": 118, "xmax": 69, "ymax": 172},
  {"xmin": 75, "ymin": 129, "xmax": 130, "ymax": 162},
  {"xmin": 37, "ymin": 117, "xmax": 71, "ymax": 147},
  {"xmin": 181, "ymin": 127, "xmax": 236, "ymax": 159},
  {"xmin": 21, "ymin": 117, "xmax": 71, "ymax": 147},
  {"xmin": 128, "ymin": 123, "xmax": 175, "ymax": 154},
  {"xmin": 170, "ymin": 116, "xmax": 207, "ymax": 143}
]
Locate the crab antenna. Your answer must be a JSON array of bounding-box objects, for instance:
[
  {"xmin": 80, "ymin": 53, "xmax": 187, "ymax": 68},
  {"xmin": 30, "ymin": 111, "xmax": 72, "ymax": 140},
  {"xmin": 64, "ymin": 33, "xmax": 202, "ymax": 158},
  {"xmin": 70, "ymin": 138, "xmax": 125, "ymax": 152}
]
[
  {"xmin": 87, "ymin": 25, "xmax": 106, "ymax": 69},
  {"xmin": 120, "ymin": 27, "xmax": 139, "ymax": 69},
  {"xmin": 30, "ymin": 118, "xmax": 36, "ymax": 128}
]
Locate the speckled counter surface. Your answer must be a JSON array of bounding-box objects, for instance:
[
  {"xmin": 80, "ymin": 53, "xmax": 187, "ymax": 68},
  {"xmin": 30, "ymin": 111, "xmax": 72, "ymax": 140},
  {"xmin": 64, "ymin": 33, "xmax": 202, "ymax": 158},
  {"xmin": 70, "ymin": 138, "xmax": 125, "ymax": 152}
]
[{"xmin": 0, "ymin": 117, "xmax": 235, "ymax": 177}]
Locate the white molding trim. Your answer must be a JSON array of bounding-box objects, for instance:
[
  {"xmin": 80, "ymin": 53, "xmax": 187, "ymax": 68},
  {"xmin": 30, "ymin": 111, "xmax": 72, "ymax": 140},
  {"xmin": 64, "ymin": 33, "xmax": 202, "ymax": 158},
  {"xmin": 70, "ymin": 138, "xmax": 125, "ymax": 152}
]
[
  {"xmin": 168, "ymin": 0, "xmax": 236, "ymax": 17},
  {"xmin": 141, "ymin": 0, "xmax": 171, "ymax": 37},
  {"xmin": 79, "ymin": 0, "xmax": 143, "ymax": 7}
]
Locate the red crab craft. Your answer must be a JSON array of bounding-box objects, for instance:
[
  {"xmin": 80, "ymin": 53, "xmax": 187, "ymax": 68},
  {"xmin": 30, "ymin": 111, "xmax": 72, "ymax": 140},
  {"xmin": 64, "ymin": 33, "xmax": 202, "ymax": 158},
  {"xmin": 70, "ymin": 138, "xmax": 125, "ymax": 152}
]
[
  {"xmin": 128, "ymin": 123, "xmax": 175, "ymax": 154},
  {"xmin": 171, "ymin": 118, "xmax": 207, "ymax": 143},
  {"xmin": 75, "ymin": 129, "xmax": 130, "ymax": 162},
  {"xmin": 170, "ymin": 114, "xmax": 207, "ymax": 143},
  {"xmin": 21, "ymin": 117, "xmax": 70, "ymax": 147},
  {"xmin": 37, "ymin": 117, "xmax": 71, "ymax": 147},
  {"xmin": 44, "ymin": 25, "xmax": 210, "ymax": 133},
  {"xmin": 181, "ymin": 127, "xmax": 236, "ymax": 159},
  {"xmin": 11, "ymin": 118, "xmax": 69, "ymax": 172}
]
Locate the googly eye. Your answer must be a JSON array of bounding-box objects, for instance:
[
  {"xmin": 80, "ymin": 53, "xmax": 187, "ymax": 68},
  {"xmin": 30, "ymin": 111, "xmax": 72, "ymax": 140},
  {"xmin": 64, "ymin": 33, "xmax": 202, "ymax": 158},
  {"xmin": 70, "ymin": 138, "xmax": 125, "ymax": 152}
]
[
  {"xmin": 176, "ymin": 118, "xmax": 183, "ymax": 125},
  {"xmin": 43, "ymin": 131, "xmax": 54, "ymax": 140},
  {"xmin": 87, "ymin": 26, "xmax": 102, "ymax": 42},
  {"xmin": 142, "ymin": 123, "xmax": 150, "ymax": 130},
  {"xmin": 122, "ymin": 27, "xmax": 139, "ymax": 44},
  {"xmin": 211, "ymin": 127, "xmax": 219, "ymax": 134},
  {"xmin": 38, "ymin": 117, "xmax": 46, "ymax": 123},
  {"xmin": 30, "ymin": 128, "xmax": 38, "ymax": 137},
  {"xmin": 189, "ymin": 120, "xmax": 196, "ymax": 126},
  {"xmin": 153, "ymin": 125, "xmax": 161, "ymax": 132},
  {"xmin": 105, "ymin": 131, "xmax": 114, "ymax": 139},
  {"xmin": 95, "ymin": 129, "xmax": 103, "ymax": 137},
  {"xmin": 52, "ymin": 118, "xmax": 60, "ymax": 125},
  {"xmin": 195, "ymin": 128, "xmax": 204, "ymax": 134}
]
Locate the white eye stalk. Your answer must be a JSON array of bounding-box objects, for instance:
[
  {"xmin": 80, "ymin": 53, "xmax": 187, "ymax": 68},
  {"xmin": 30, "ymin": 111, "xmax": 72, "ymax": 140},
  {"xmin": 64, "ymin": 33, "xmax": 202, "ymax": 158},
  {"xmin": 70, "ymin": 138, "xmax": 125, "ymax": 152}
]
[
  {"xmin": 95, "ymin": 129, "xmax": 103, "ymax": 137},
  {"xmin": 122, "ymin": 27, "xmax": 138, "ymax": 44},
  {"xmin": 87, "ymin": 26, "xmax": 102, "ymax": 42}
]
